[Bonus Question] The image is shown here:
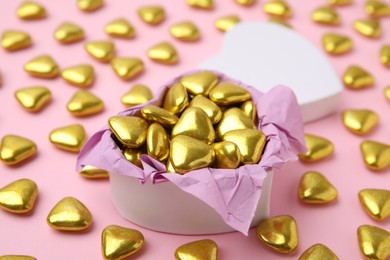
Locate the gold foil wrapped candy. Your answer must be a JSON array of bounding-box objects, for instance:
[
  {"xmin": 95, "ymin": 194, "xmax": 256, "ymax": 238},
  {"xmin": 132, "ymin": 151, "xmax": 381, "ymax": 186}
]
[
  {"xmin": 263, "ymin": 0, "xmax": 292, "ymax": 18},
  {"xmin": 186, "ymin": 0, "xmax": 214, "ymax": 9},
  {"xmin": 299, "ymin": 134, "xmax": 334, "ymax": 162},
  {"xmin": 216, "ymin": 107, "xmax": 256, "ymax": 138},
  {"xmin": 360, "ymin": 140, "xmax": 390, "ymax": 171},
  {"xmin": 209, "ymin": 82, "xmax": 251, "ymax": 105},
  {"xmin": 49, "ymin": 124, "xmax": 86, "ymax": 152},
  {"xmin": 235, "ymin": 0, "xmax": 256, "ymax": 6},
  {"xmin": 85, "ymin": 41, "xmax": 115, "ymax": 63},
  {"xmin": 108, "ymin": 116, "xmax": 148, "ymax": 148},
  {"xmin": 298, "ymin": 171, "xmax": 338, "ymax": 204},
  {"xmin": 121, "ymin": 84, "xmax": 153, "ymax": 107},
  {"xmin": 67, "ymin": 90, "xmax": 104, "ymax": 116},
  {"xmin": 241, "ymin": 100, "xmax": 256, "ymax": 122},
  {"xmin": 170, "ymin": 21, "xmax": 200, "ymax": 42},
  {"xmin": 163, "ymin": 82, "xmax": 189, "ymax": 115},
  {"xmin": 1, "ymin": 30, "xmax": 32, "ymax": 51},
  {"xmin": 141, "ymin": 105, "xmax": 179, "ymax": 128},
  {"xmin": 80, "ymin": 165, "xmax": 109, "ymax": 179},
  {"xmin": 78, "ymin": 0, "xmax": 104, "ymax": 12},
  {"xmin": 102, "ymin": 225, "xmax": 144, "ymax": 260},
  {"xmin": 357, "ymin": 225, "xmax": 390, "ymax": 260},
  {"xmin": 0, "ymin": 256, "xmax": 36, "ymax": 260},
  {"xmin": 328, "ymin": 0, "xmax": 352, "ymax": 6},
  {"xmin": 380, "ymin": 45, "xmax": 390, "ymax": 67},
  {"xmin": 110, "ymin": 57, "xmax": 144, "ymax": 80},
  {"xmin": 223, "ymin": 129, "xmax": 266, "ymax": 164},
  {"xmin": 147, "ymin": 42, "xmax": 178, "ymax": 64},
  {"xmin": 322, "ymin": 33, "xmax": 352, "ymax": 55},
  {"xmin": 359, "ymin": 189, "xmax": 390, "ymax": 220},
  {"xmin": 147, "ymin": 123, "xmax": 169, "ymax": 162},
  {"xmin": 24, "ymin": 55, "xmax": 59, "ymax": 79},
  {"xmin": 343, "ymin": 65, "xmax": 374, "ymax": 89},
  {"xmin": 175, "ymin": 239, "xmax": 218, "ymax": 260},
  {"xmin": 15, "ymin": 86, "xmax": 51, "ymax": 112},
  {"xmin": 137, "ymin": 6, "xmax": 165, "ymax": 25},
  {"xmin": 105, "ymin": 18, "xmax": 135, "ymax": 39},
  {"xmin": 365, "ymin": 0, "xmax": 390, "ymax": 17},
  {"xmin": 311, "ymin": 6, "xmax": 340, "ymax": 25},
  {"xmin": 0, "ymin": 135, "xmax": 37, "ymax": 166},
  {"xmin": 354, "ymin": 18, "xmax": 381, "ymax": 38},
  {"xmin": 342, "ymin": 109, "xmax": 379, "ymax": 135},
  {"xmin": 188, "ymin": 95, "xmax": 222, "ymax": 124},
  {"xmin": 17, "ymin": 1, "xmax": 47, "ymax": 20},
  {"xmin": 212, "ymin": 141, "xmax": 241, "ymax": 169},
  {"xmin": 123, "ymin": 148, "xmax": 143, "ymax": 168},
  {"xmin": 385, "ymin": 86, "xmax": 390, "ymax": 101},
  {"xmin": 256, "ymin": 215, "xmax": 298, "ymax": 253},
  {"xmin": 299, "ymin": 244, "xmax": 338, "ymax": 260},
  {"xmin": 54, "ymin": 22, "xmax": 84, "ymax": 44},
  {"xmin": 0, "ymin": 179, "xmax": 38, "ymax": 213},
  {"xmin": 214, "ymin": 15, "xmax": 241, "ymax": 32},
  {"xmin": 180, "ymin": 71, "xmax": 219, "ymax": 96},
  {"xmin": 170, "ymin": 135, "xmax": 215, "ymax": 174},
  {"xmin": 47, "ymin": 197, "xmax": 92, "ymax": 231},
  {"xmin": 269, "ymin": 17, "xmax": 292, "ymax": 28},
  {"xmin": 61, "ymin": 64, "xmax": 94, "ymax": 88}
]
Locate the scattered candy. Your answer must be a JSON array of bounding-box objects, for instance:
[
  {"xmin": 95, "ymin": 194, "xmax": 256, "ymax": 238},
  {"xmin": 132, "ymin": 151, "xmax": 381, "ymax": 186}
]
[
  {"xmin": 298, "ymin": 171, "xmax": 338, "ymax": 204},
  {"xmin": 140, "ymin": 105, "xmax": 179, "ymax": 128},
  {"xmin": 385, "ymin": 86, "xmax": 390, "ymax": 101},
  {"xmin": 47, "ymin": 197, "xmax": 92, "ymax": 231},
  {"xmin": 209, "ymin": 82, "xmax": 251, "ymax": 105},
  {"xmin": 163, "ymin": 82, "xmax": 189, "ymax": 115},
  {"xmin": 1, "ymin": 30, "xmax": 32, "ymax": 51},
  {"xmin": 180, "ymin": 71, "xmax": 219, "ymax": 96},
  {"xmin": 235, "ymin": 0, "xmax": 256, "ymax": 6},
  {"xmin": 328, "ymin": 0, "xmax": 352, "ymax": 6},
  {"xmin": 24, "ymin": 54, "xmax": 59, "ymax": 79},
  {"xmin": 170, "ymin": 135, "xmax": 215, "ymax": 174},
  {"xmin": 223, "ymin": 129, "xmax": 266, "ymax": 164},
  {"xmin": 110, "ymin": 57, "xmax": 144, "ymax": 80},
  {"xmin": 169, "ymin": 21, "xmax": 200, "ymax": 42},
  {"xmin": 78, "ymin": 0, "xmax": 104, "ymax": 12},
  {"xmin": 49, "ymin": 124, "xmax": 86, "ymax": 152},
  {"xmin": 299, "ymin": 244, "xmax": 338, "ymax": 260},
  {"xmin": 380, "ymin": 45, "xmax": 390, "ymax": 67},
  {"xmin": 0, "ymin": 256, "xmax": 36, "ymax": 260},
  {"xmin": 256, "ymin": 215, "xmax": 298, "ymax": 253},
  {"xmin": 299, "ymin": 134, "xmax": 334, "ymax": 162},
  {"xmin": 343, "ymin": 65, "xmax": 374, "ymax": 89},
  {"xmin": 137, "ymin": 6, "xmax": 165, "ymax": 25},
  {"xmin": 0, "ymin": 179, "xmax": 38, "ymax": 213},
  {"xmin": 146, "ymin": 123, "xmax": 170, "ymax": 162},
  {"xmin": 342, "ymin": 109, "xmax": 379, "ymax": 135},
  {"xmin": 311, "ymin": 6, "xmax": 340, "ymax": 26},
  {"xmin": 85, "ymin": 40, "xmax": 115, "ymax": 62},
  {"xmin": 186, "ymin": 0, "xmax": 214, "ymax": 9},
  {"xmin": 354, "ymin": 18, "xmax": 381, "ymax": 38},
  {"xmin": 217, "ymin": 107, "xmax": 256, "ymax": 138},
  {"xmin": 188, "ymin": 95, "xmax": 222, "ymax": 124},
  {"xmin": 212, "ymin": 141, "xmax": 241, "ymax": 169},
  {"xmin": 121, "ymin": 84, "xmax": 153, "ymax": 107},
  {"xmin": 102, "ymin": 225, "xmax": 144, "ymax": 260},
  {"xmin": 359, "ymin": 189, "xmax": 390, "ymax": 220},
  {"xmin": 360, "ymin": 140, "xmax": 390, "ymax": 171},
  {"xmin": 16, "ymin": 1, "xmax": 46, "ymax": 20},
  {"xmin": 67, "ymin": 90, "xmax": 104, "ymax": 116},
  {"xmin": 365, "ymin": 0, "xmax": 390, "ymax": 18},
  {"xmin": 80, "ymin": 165, "xmax": 109, "ymax": 179},
  {"xmin": 105, "ymin": 18, "xmax": 135, "ymax": 39},
  {"xmin": 14, "ymin": 86, "xmax": 51, "ymax": 112},
  {"xmin": 108, "ymin": 116, "xmax": 149, "ymax": 148},
  {"xmin": 61, "ymin": 64, "xmax": 94, "ymax": 88},
  {"xmin": 54, "ymin": 22, "xmax": 85, "ymax": 44},
  {"xmin": 240, "ymin": 100, "xmax": 256, "ymax": 122},
  {"xmin": 147, "ymin": 42, "xmax": 178, "ymax": 64},
  {"xmin": 175, "ymin": 239, "xmax": 218, "ymax": 260},
  {"xmin": 269, "ymin": 17, "xmax": 292, "ymax": 28},
  {"xmin": 123, "ymin": 148, "xmax": 143, "ymax": 168},
  {"xmin": 172, "ymin": 107, "xmax": 216, "ymax": 144},
  {"xmin": 357, "ymin": 225, "xmax": 390, "ymax": 260},
  {"xmin": 0, "ymin": 135, "xmax": 37, "ymax": 166},
  {"xmin": 263, "ymin": 0, "xmax": 292, "ymax": 18},
  {"xmin": 214, "ymin": 15, "xmax": 240, "ymax": 32},
  {"xmin": 322, "ymin": 33, "xmax": 352, "ymax": 55}
]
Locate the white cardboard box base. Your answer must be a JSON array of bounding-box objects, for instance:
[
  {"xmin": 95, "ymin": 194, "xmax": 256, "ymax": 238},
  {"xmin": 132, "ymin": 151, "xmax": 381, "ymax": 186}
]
[{"xmin": 110, "ymin": 170, "xmax": 273, "ymax": 235}]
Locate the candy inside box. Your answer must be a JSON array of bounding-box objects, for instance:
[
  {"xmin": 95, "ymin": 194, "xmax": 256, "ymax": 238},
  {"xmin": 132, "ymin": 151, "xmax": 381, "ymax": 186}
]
[{"xmin": 76, "ymin": 70, "xmax": 306, "ymax": 235}]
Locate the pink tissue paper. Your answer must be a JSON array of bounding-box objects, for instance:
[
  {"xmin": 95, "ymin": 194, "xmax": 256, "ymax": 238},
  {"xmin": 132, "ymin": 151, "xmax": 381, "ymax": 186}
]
[{"xmin": 76, "ymin": 70, "xmax": 307, "ymax": 235}]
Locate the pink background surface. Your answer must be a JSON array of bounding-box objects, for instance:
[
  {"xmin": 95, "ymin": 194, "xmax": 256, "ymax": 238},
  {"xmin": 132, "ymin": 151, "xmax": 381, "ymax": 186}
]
[{"xmin": 0, "ymin": 0, "xmax": 389, "ymax": 259}]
